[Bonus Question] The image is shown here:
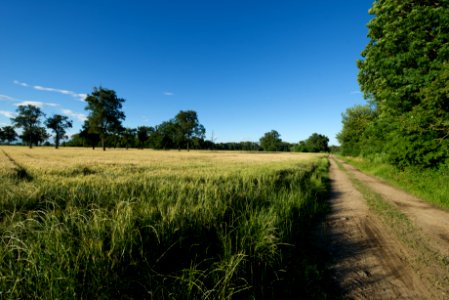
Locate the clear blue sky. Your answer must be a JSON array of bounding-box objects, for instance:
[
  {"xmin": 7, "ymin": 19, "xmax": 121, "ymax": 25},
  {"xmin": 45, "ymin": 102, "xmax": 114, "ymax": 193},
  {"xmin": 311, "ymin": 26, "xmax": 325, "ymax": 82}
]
[{"xmin": 0, "ymin": 0, "xmax": 373, "ymax": 145}]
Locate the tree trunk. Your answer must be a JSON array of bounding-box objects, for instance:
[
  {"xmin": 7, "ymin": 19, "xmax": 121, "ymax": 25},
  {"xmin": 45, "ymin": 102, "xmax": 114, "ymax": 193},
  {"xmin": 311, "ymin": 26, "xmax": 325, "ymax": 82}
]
[{"xmin": 102, "ymin": 137, "xmax": 106, "ymax": 151}]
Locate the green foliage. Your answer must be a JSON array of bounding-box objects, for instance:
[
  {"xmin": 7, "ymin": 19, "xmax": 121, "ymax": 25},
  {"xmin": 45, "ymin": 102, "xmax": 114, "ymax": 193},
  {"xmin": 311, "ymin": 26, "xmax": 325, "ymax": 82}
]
[
  {"xmin": 174, "ymin": 110, "xmax": 206, "ymax": 150},
  {"xmin": 214, "ymin": 141, "xmax": 262, "ymax": 151},
  {"xmin": 260, "ymin": 130, "xmax": 283, "ymax": 151},
  {"xmin": 119, "ymin": 128, "xmax": 136, "ymax": 149},
  {"xmin": 136, "ymin": 126, "xmax": 154, "ymax": 148},
  {"xmin": 11, "ymin": 105, "xmax": 48, "ymax": 148},
  {"xmin": 78, "ymin": 121, "xmax": 101, "ymax": 149},
  {"xmin": 0, "ymin": 126, "xmax": 18, "ymax": 144},
  {"xmin": 45, "ymin": 114, "xmax": 73, "ymax": 149},
  {"xmin": 337, "ymin": 105, "xmax": 377, "ymax": 156},
  {"xmin": 358, "ymin": 0, "xmax": 449, "ymax": 114},
  {"xmin": 70, "ymin": 109, "xmax": 207, "ymax": 151},
  {"xmin": 84, "ymin": 87, "xmax": 126, "ymax": 151},
  {"xmin": 328, "ymin": 145, "xmax": 340, "ymax": 153},
  {"xmin": 295, "ymin": 133, "xmax": 330, "ymax": 153},
  {"xmin": 147, "ymin": 111, "xmax": 206, "ymax": 150},
  {"xmin": 340, "ymin": 1, "xmax": 449, "ymax": 168},
  {"xmin": 149, "ymin": 120, "xmax": 181, "ymax": 149}
]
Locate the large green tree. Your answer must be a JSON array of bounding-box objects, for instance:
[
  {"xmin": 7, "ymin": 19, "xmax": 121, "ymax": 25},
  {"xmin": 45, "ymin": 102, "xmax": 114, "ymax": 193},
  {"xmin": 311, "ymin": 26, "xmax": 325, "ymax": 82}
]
[
  {"xmin": 174, "ymin": 110, "xmax": 205, "ymax": 150},
  {"xmin": 149, "ymin": 121, "xmax": 181, "ymax": 150},
  {"xmin": 11, "ymin": 105, "xmax": 47, "ymax": 148},
  {"xmin": 358, "ymin": 0, "xmax": 449, "ymax": 114},
  {"xmin": 260, "ymin": 130, "xmax": 283, "ymax": 151},
  {"xmin": 354, "ymin": 0, "xmax": 449, "ymax": 167},
  {"xmin": 85, "ymin": 87, "xmax": 126, "ymax": 151},
  {"xmin": 45, "ymin": 114, "xmax": 73, "ymax": 149}
]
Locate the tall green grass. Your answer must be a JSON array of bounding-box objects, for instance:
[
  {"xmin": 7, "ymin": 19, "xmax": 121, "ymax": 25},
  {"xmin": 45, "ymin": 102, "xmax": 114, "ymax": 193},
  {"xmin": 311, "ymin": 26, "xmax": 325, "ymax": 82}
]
[
  {"xmin": 341, "ymin": 156, "xmax": 449, "ymax": 211},
  {"xmin": 0, "ymin": 149, "xmax": 330, "ymax": 299}
]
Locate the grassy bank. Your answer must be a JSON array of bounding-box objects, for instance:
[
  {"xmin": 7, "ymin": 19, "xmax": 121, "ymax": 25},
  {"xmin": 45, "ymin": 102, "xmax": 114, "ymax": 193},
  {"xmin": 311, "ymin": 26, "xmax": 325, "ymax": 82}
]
[
  {"xmin": 0, "ymin": 148, "xmax": 330, "ymax": 299},
  {"xmin": 340, "ymin": 156, "xmax": 449, "ymax": 211}
]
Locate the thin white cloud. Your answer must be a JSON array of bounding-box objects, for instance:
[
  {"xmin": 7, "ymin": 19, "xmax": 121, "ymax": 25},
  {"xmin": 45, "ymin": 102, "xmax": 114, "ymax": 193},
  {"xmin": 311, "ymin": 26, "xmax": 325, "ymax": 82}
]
[
  {"xmin": 77, "ymin": 93, "xmax": 88, "ymax": 101},
  {"xmin": 0, "ymin": 110, "xmax": 16, "ymax": 118},
  {"xmin": 0, "ymin": 94, "xmax": 15, "ymax": 101},
  {"xmin": 164, "ymin": 92, "xmax": 174, "ymax": 96},
  {"xmin": 62, "ymin": 109, "xmax": 87, "ymax": 122},
  {"xmin": 15, "ymin": 100, "xmax": 59, "ymax": 108},
  {"xmin": 14, "ymin": 80, "xmax": 87, "ymax": 101},
  {"xmin": 13, "ymin": 80, "xmax": 29, "ymax": 87},
  {"xmin": 350, "ymin": 90, "xmax": 362, "ymax": 95}
]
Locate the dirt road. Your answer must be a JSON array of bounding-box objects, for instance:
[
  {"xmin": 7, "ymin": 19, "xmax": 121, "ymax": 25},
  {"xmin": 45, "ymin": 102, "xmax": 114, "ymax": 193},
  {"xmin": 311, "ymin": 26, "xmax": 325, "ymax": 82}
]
[{"xmin": 325, "ymin": 157, "xmax": 449, "ymax": 299}]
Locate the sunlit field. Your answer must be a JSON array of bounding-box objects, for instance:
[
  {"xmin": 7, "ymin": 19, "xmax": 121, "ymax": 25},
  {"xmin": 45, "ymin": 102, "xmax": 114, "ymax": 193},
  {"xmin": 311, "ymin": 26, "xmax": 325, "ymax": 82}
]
[{"xmin": 0, "ymin": 147, "xmax": 329, "ymax": 299}]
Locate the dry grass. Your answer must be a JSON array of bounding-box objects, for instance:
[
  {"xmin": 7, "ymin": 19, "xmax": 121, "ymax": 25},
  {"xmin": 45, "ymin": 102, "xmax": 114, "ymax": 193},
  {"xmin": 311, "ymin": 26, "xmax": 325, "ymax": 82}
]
[{"xmin": 1, "ymin": 146, "xmax": 319, "ymax": 167}]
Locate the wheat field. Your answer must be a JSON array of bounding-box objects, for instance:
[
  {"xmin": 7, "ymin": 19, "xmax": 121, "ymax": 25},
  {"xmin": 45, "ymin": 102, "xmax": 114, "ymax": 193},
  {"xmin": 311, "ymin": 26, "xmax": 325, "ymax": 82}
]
[{"xmin": 0, "ymin": 147, "xmax": 329, "ymax": 299}]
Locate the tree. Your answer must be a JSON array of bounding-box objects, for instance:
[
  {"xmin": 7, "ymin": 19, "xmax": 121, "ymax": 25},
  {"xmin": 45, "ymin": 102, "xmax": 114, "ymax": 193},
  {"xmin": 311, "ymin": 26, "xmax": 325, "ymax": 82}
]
[
  {"xmin": 21, "ymin": 126, "xmax": 50, "ymax": 147},
  {"xmin": 79, "ymin": 121, "xmax": 101, "ymax": 149},
  {"xmin": 294, "ymin": 133, "xmax": 329, "ymax": 153},
  {"xmin": 259, "ymin": 130, "xmax": 283, "ymax": 151},
  {"xmin": 34, "ymin": 127, "xmax": 50, "ymax": 146},
  {"xmin": 358, "ymin": 0, "xmax": 449, "ymax": 114},
  {"xmin": 45, "ymin": 114, "xmax": 73, "ymax": 149},
  {"xmin": 136, "ymin": 126, "xmax": 154, "ymax": 149},
  {"xmin": 121, "ymin": 128, "xmax": 136, "ymax": 150},
  {"xmin": 0, "ymin": 126, "xmax": 18, "ymax": 144},
  {"xmin": 84, "ymin": 87, "xmax": 126, "ymax": 151},
  {"xmin": 11, "ymin": 104, "xmax": 47, "ymax": 148},
  {"xmin": 337, "ymin": 105, "xmax": 377, "ymax": 156},
  {"xmin": 149, "ymin": 121, "xmax": 180, "ymax": 150},
  {"xmin": 357, "ymin": 0, "xmax": 449, "ymax": 167},
  {"xmin": 174, "ymin": 110, "xmax": 206, "ymax": 150}
]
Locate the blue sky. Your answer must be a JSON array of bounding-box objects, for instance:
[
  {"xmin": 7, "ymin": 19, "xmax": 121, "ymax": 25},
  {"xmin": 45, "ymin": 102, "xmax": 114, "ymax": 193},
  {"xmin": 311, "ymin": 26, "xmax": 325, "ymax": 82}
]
[{"xmin": 0, "ymin": 0, "xmax": 372, "ymax": 145}]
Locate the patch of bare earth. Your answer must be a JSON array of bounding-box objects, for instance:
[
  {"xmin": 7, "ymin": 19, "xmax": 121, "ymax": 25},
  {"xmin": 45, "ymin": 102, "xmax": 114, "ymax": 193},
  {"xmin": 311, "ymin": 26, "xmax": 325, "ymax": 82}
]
[{"xmin": 324, "ymin": 157, "xmax": 449, "ymax": 299}]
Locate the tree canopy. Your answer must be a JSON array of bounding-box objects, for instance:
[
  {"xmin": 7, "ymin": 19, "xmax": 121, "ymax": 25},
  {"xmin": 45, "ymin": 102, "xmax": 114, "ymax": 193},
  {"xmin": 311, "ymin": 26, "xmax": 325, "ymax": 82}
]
[
  {"xmin": 336, "ymin": 105, "xmax": 377, "ymax": 156},
  {"xmin": 340, "ymin": 0, "xmax": 449, "ymax": 168},
  {"xmin": 85, "ymin": 87, "xmax": 126, "ymax": 151},
  {"xmin": 0, "ymin": 126, "xmax": 18, "ymax": 144},
  {"xmin": 260, "ymin": 130, "xmax": 283, "ymax": 151},
  {"xmin": 296, "ymin": 133, "xmax": 330, "ymax": 153},
  {"xmin": 174, "ymin": 110, "xmax": 206, "ymax": 150},
  {"xmin": 11, "ymin": 105, "xmax": 48, "ymax": 148},
  {"xmin": 45, "ymin": 114, "xmax": 73, "ymax": 149}
]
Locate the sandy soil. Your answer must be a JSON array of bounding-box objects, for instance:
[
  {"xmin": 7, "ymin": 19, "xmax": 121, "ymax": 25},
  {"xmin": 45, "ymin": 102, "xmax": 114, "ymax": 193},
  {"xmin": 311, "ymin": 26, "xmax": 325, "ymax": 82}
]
[{"xmin": 324, "ymin": 157, "xmax": 449, "ymax": 299}]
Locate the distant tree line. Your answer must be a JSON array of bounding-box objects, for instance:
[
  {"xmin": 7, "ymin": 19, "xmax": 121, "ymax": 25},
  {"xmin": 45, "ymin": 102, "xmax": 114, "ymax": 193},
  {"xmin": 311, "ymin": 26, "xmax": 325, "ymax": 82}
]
[
  {"xmin": 338, "ymin": 0, "xmax": 449, "ymax": 169},
  {"xmin": 0, "ymin": 104, "xmax": 72, "ymax": 149},
  {"xmin": 1, "ymin": 86, "xmax": 331, "ymax": 152}
]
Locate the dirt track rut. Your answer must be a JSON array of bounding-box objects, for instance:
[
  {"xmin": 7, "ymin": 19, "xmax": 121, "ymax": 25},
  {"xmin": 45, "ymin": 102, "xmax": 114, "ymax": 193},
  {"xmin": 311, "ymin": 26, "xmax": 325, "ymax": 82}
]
[{"xmin": 325, "ymin": 157, "xmax": 449, "ymax": 299}]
